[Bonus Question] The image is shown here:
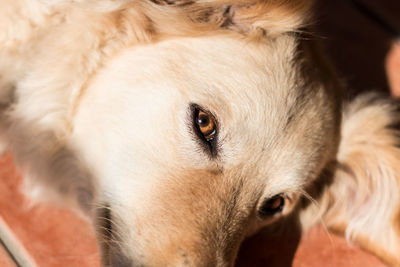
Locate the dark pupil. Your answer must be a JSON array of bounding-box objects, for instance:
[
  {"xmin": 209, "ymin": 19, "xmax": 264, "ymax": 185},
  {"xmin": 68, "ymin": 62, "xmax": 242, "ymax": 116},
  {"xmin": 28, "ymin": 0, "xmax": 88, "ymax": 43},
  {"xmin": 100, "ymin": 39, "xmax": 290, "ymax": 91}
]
[
  {"xmin": 197, "ymin": 114, "xmax": 210, "ymax": 127},
  {"xmin": 258, "ymin": 195, "xmax": 284, "ymax": 218}
]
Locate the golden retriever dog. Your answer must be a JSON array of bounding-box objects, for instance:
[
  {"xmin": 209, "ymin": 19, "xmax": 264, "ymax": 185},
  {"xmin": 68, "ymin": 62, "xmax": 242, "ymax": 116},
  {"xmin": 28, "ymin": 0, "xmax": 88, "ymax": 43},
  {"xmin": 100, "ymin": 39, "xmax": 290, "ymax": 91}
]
[{"xmin": 1, "ymin": 0, "xmax": 400, "ymax": 266}]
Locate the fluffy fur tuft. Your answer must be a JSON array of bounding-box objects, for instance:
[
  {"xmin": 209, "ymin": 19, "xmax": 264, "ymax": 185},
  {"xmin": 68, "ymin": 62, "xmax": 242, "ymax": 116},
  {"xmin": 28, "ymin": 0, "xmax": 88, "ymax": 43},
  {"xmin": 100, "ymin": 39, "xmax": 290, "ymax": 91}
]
[{"xmin": 302, "ymin": 93, "xmax": 400, "ymax": 266}]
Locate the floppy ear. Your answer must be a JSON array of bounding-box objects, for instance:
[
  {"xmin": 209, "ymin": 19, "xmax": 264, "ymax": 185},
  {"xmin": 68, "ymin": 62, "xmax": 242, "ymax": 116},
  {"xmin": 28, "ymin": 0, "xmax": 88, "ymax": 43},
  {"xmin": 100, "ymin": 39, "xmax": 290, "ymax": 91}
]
[
  {"xmin": 303, "ymin": 93, "xmax": 400, "ymax": 266},
  {"xmin": 150, "ymin": 0, "xmax": 314, "ymax": 37},
  {"xmin": 217, "ymin": 0, "xmax": 314, "ymax": 36},
  {"xmin": 8, "ymin": 122, "xmax": 97, "ymax": 217}
]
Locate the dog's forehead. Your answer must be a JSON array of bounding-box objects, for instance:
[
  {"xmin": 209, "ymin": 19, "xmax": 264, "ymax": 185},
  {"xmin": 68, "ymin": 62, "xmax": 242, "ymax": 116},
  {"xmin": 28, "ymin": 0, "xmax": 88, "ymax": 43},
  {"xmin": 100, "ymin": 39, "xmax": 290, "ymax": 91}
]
[
  {"xmin": 77, "ymin": 33, "xmax": 321, "ymax": 186},
  {"xmin": 95, "ymin": 33, "xmax": 302, "ymax": 132}
]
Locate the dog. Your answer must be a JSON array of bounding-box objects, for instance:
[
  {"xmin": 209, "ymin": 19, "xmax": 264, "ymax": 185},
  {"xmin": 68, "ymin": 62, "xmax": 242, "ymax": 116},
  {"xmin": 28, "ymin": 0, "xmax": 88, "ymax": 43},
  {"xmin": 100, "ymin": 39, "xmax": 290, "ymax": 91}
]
[{"xmin": 1, "ymin": 0, "xmax": 400, "ymax": 266}]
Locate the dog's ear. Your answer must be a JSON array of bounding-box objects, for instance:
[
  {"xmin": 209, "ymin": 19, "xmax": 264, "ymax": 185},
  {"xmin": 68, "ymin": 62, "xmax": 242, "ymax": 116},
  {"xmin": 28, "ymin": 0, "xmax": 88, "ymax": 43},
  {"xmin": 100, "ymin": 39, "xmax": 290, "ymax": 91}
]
[
  {"xmin": 8, "ymin": 123, "xmax": 97, "ymax": 217},
  {"xmin": 215, "ymin": 0, "xmax": 314, "ymax": 36},
  {"xmin": 302, "ymin": 94, "xmax": 400, "ymax": 265},
  {"xmin": 149, "ymin": 0, "xmax": 314, "ymax": 37}
]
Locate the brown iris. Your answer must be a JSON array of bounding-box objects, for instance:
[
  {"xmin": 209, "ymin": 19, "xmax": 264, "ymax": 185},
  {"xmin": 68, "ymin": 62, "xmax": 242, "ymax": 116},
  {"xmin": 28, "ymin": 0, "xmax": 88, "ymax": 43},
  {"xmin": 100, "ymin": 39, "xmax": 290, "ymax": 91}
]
[{"xmin": 195, "ymin": 109, "xmax": 217, "ymax": 142}]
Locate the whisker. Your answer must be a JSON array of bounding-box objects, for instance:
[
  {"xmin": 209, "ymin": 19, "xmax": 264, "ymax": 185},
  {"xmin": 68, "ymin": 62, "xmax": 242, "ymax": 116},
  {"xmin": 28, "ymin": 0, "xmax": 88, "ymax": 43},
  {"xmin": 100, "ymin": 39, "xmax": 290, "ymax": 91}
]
[{"xmin": 299, "ymin": 188, "xmax": 336, "ymax": 258}]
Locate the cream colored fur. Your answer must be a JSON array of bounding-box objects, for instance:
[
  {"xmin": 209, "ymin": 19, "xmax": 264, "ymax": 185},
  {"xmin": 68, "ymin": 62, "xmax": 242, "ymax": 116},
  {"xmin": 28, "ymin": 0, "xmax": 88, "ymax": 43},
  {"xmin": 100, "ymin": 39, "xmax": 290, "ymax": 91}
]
[
  {"xmin": 1, "ymin": 0, "xmax": 399, "ymax": 266},
  {"xmin": 302, "ymin": 94, "xmax": 400, "ymax": 265}
]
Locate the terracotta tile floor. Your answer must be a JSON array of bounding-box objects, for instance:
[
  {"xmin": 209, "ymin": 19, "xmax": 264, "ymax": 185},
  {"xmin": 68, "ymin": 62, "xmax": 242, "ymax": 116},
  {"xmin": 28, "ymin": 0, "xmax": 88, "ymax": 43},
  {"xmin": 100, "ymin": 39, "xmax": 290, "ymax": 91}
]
[
  {"xmin": 0, "ymin": 243, "xmax": 17, "ymax": 267},
  {"xmin": 0, "ymin": 154, "xmax": 100, "ymax": 266},
  {"xmin": 0, "ymin": 0, "xmax": 399, "ymax": 266}
]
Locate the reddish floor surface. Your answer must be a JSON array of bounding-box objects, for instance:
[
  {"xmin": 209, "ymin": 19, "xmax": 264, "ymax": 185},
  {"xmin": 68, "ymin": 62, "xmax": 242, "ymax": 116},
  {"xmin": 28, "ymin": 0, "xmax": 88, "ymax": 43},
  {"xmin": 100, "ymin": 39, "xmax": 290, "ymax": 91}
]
[
  {"xmin": 0, "ymin": 243, "xmax": 16, "ymax": 267},
  {"xmin": 294, "ymin": 227, "xmax": 386, "ymax": 267},
  {"xmin": 0, "ymin": 154, "xmax": 100, "ymax": 267}
]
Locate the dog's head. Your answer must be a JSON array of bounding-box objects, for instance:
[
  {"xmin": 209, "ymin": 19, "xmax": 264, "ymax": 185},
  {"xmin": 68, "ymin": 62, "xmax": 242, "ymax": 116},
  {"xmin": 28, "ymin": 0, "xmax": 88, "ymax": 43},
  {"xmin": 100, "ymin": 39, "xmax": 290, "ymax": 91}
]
[
  {"xmin": 15, "ymin": 0, "xmax": 341, "ymax": 266},
  {"xmin": 68, "ymin": 1, "xmax": 341, "ymax": 265}
]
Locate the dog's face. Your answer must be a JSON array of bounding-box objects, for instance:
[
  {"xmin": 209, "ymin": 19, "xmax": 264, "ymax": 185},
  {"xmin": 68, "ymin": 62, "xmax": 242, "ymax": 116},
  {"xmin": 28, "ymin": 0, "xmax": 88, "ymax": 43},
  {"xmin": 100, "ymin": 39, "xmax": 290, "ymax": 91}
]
[
  {"xmin": 2, "ymin": 0, "xmax": 342, "ymax": 264},
  {"xmin": 6, "ymin": 1, "xmax": 400, "ymax": 265},
  {"xmin": 71, "ymin": 32, "xmax": 339, "ymax": 266}
]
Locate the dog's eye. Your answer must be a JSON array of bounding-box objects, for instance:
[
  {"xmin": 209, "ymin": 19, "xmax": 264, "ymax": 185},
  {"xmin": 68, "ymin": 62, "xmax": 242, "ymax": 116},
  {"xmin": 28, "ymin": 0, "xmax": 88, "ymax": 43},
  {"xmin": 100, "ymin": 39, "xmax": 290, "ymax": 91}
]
[
  {"xmin": 195, "ymin": 108, "xmax": 217, "ymax": 142},
  {"xmin": 258, "ymin": 195, "xmax": 285, "ymax": 218},
  {"xmin": 190, "ymin": 104, "xmax": 218, "ymax": 156}
]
